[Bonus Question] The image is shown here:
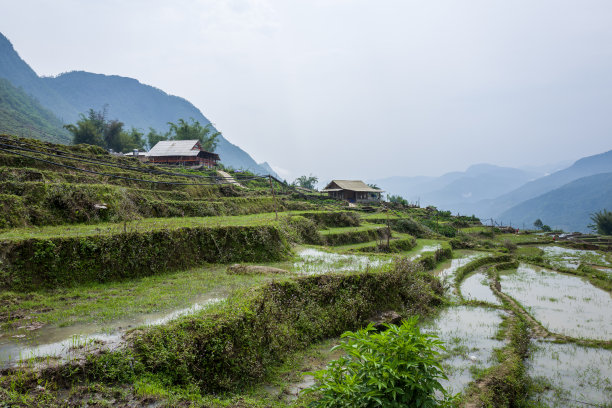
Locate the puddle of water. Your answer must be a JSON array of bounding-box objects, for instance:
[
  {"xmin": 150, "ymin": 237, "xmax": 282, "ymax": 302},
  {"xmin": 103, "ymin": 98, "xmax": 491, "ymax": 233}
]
[
  {"xmin": 461, "ymin": 273, "xmax": 501, "ymax": 305},
  {"xmin": 0, "ymin": 296, "xmax": 224, "ymax": 368},
  {"xmin": 528, "ymin": 340, "xmax": 612, "ymax": 407},
  {"xmin": 539, "ymin": 246, "xmax": 610, "ymax": 270},
  {"xmin": 421, "ymin": 306, "xmax": 506, "ymax": 395},
  {"xmin": 292, "ymin": 248, "xmax": 392, "ymax": 275},
  {"xmin": 500, "ymin": 264, "xmax": 612, "ymax": 340}
]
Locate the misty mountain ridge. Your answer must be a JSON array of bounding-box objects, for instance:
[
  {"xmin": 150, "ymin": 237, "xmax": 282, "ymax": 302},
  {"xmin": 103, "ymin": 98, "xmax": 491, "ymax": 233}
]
[
  {"xmin": 499, "ymin": 172, "xmax": 612, "ymax": 233},
  {"xmin": 0, "ymin": 32, "xmax": 275, "ymax": 176},
  {"xmin": 373, "ymin": 149, "xmax": 611, "ymax": 232},
  {"xmin": 465, "ymin": 149, "xmax": 612, "ymax": 219},
  {"xmin": 371, "ymin": 163, "xmax": 546, "ymax": 211}
]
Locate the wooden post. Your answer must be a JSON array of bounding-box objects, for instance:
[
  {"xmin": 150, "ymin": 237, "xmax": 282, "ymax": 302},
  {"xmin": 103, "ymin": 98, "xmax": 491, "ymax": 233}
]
[{"xmin": 269, "ymin": 175, "xmax": 278, "ymax": 220}]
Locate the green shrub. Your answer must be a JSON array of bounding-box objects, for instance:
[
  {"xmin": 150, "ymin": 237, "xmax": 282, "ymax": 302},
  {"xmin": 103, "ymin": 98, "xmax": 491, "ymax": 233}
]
[
  {"xmin": 421, "ymin": 220, "xmax": 457, "ymax": 238},
  {"xmin": 393, "ymin": 218, "xmax": 430, "ymax": 238},
  {"xmin": 305, "ymin": 318, "xmax": 456, "ymax": 407},
  {"xmin": 589, "ymin": 209, "xmax": 612, "ymax": 235}
]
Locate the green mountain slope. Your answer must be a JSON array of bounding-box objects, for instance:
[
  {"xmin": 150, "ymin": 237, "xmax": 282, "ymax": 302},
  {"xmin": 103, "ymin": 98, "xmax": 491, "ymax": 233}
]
[
  {"xmin": 0, "ymin": 32, "xmax": 273, "ymax": 175},
  {"xmin": 498, "ymin": 172, "xmax": 612, "ymax": 233},
  {"xmin": 0, "ymin": 33, "xmax": 78, "ymax": 121},
  {"xmin": 0, "ymin": 78, "xmax": 71, "ymax": 144}
]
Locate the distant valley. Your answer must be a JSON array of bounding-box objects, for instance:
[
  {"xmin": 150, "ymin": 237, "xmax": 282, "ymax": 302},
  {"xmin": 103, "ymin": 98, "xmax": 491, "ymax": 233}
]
[{"xmin": 371, "ymin": 150, "xmax": 612, "ymax": 233}]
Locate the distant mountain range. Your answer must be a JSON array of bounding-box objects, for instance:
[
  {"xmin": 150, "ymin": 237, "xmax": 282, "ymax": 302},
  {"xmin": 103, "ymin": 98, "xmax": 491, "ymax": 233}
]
[
  {"xmin": 499, "ymin": 172, "xmax": 612, "ymax": 233},
  {"xmin": 372, "ymin": 150, "xmax": 612, "ymax": 233},
  {"xmin": 0, "ymin": 32, "xmax": 276, "ymax": 176}
]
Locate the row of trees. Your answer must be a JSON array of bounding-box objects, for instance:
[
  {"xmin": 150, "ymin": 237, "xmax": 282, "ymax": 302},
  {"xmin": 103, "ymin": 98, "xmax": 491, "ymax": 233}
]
[{"xmin": 65, "ymin": 108, "xmax": 220, "ymax": 153}]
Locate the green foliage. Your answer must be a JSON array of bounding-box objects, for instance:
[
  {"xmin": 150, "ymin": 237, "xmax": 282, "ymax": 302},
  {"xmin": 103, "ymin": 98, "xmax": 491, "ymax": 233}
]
[
  {"xmin": 64, "ymin": 108, "xmax": 146, "ymax": 153},
  {"xmin": 393, "ymin": 217, "xmax": 430, "ymax": 238},
  {"xmin": 533, "ymin": 219, "xmax": 543, "ymax": 229},
  {"xmin": 387, "ymin": 194, "xmax": 408, "ymax": 205},
  {"xmin": 0, "ymin": 78, "xmax": 71, "ymax": 144},
  {"xmin": 294, "ymin": 174, "xmax": 319, "ymax": 190},
  {"xmin": 145, "ymin": 127, "xmax": 167, "ymax": 149},
  {"xmin": 305, "ymin": 318, "xmax": 456, "ymax": 407},
  {"xmin": 166, "ymin": 118, "xmax": 220, "ymax": 151},
  {"xmin": 422, "ymin": 219, "xmax": 457, "ymax": 238},
  {"xmin": 589, "ymin": 209, "xmax": 612, "ymax": 235},
  {"xmin": 126, "ymin": 260, "xmax": 444, "ymax": 392},
  {"xmin": 1, "ymin": 225, "xmax": 291, "ymax": 290}
]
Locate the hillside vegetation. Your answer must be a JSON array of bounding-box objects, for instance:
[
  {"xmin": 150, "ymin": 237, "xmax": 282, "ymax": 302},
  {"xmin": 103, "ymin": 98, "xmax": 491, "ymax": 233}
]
[
  {"xmin": 0, "ymin": 78, "xmax": 71, "ymax": 144},
  {"xmin": 0, "ymin": 32, "xmax": 273, "ymax": 175}
]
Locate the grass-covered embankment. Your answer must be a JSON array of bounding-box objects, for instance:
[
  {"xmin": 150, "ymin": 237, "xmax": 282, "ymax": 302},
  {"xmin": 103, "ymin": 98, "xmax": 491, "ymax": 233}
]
[
  {"xmin": 1, "ymin": 259, "xmax": 445, "ymax": 405},
  {"xmin": 0, "ymin": 224, "xmax": 291, "ymax": 290}
]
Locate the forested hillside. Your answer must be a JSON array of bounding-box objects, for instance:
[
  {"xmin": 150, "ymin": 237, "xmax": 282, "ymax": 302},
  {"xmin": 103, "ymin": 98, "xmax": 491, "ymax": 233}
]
[
  {"xmin": 0, "ymin": 78, "xmax": 70, "ymax": 144},
  {"xmin": 0, "ymin": 32, "xmax": 274, "ymax": 175}
]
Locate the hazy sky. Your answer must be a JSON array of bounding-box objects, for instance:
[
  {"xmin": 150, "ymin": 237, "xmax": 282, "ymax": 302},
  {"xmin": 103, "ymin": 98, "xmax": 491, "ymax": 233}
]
[{"xmin": 1, "ymin": 0, "xmax": 611, "ymax": 182}]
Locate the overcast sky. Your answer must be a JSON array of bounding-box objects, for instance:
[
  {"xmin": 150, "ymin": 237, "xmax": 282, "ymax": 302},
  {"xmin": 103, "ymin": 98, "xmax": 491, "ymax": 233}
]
[{"xmin": 1, "ymin": 0, "xmax": 611, "ymax": 182}]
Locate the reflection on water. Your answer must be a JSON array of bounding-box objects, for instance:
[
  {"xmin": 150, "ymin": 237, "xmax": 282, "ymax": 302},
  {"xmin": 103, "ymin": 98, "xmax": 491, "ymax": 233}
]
[
  {"xmin": 500, "ymin": 264, "xmax": 612, "ymax": 340},
  {"xmin": 539, "ymin": 245, "xmax": 610, "ymax": 270},
  {"xmin": 409, "ymin": 244, "xmax": 442, "ymax": 260},
  {"xmin": 528, "ymin": 340, "xmax": 612, "ymax": 407},
  {"xmin": 0, "ymin": 296, "xmax": 224, "ymax": 367},
  {"xmin": 421, "ymin": 306, "xmax": 506, "ymax": 394},
  {"xmin": 293, "ymin": 248, "xmax": 392, "ymax": 275},
  {"xmin": 461, "ymin": 273, "xmax": 501, "ymax": 305}
]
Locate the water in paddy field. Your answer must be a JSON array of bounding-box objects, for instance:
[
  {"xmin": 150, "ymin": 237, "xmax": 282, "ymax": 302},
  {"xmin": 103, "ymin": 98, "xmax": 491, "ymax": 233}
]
[
  {"xmin": 435, "ymin": 252, "xmax": 486, "ymax": 299},
  {"xmin": 527, "ymin": 340, "xmax": 612, "ymax": 407},
  {"xmin": 421, "ymin": 306, "xmax": 506, "ymax": 395},
  {"xmin": 292, "ymin": 248, "xmax": 392, "ymax": 275},
  {"xmin": 408, "ymin": 244, "xmax": 442, "ymax": 260},
  {"xmin": 539, "ymin": 245, "xmax": 611, "ymax": 270},
  {"xmin": 0, "ymin": 296, "xmax": 224, "ymax": 368},
  {"xmin": 460, "ymin": 273, "xmax": 501, "ymax": 305},
  {"xmin": 500, "ymin": 264, "xmax": 612, "ymax": 340}
]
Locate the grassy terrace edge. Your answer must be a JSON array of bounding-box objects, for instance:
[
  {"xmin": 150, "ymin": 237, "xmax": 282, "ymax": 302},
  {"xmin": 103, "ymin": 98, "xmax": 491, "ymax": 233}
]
[{"xmin": 1, "ymin": 260, "xmax": 446, "ymax": 405}]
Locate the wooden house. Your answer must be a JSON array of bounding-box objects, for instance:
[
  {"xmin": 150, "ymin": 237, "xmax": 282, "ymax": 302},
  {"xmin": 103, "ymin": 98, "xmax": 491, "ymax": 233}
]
[
  {"xmin": 321, "ymin": 180, "xmax": 384, "ymax": 203},
  {"xmin": 147, "ymin": 140, "xmax": 220, "ymax": 168}
]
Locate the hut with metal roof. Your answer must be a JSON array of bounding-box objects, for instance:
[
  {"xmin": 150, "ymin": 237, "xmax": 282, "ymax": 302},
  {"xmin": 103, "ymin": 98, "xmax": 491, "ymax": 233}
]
[
  {"xmin": 321, "ymin": 180, "xmax": 384, "ymax": 203},
  {"xmin": 147, "ymin": 140, "xmax": 220, "ymax": 168}
]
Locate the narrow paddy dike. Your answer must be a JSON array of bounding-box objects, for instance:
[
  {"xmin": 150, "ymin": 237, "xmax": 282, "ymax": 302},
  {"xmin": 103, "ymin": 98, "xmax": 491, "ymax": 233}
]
[{"xmin": 459, "ymin": 247, "xmax": 612, "ymax": 407}]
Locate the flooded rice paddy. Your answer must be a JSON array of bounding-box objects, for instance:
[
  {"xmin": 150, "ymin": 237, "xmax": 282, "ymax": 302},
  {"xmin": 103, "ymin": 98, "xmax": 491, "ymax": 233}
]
[
  {"xmin": 292, "ymin": 248, "xmax": 393, "ymax": 275},
  {"xmin": 0, "ymin": 296, "xmax": 224, "ymax": 368},
  {"xmin": 460, "ymin": 273, "xmax": 501, "ymax": 305},
  {"xmin": 500, "ymin": 264, "xmax": 612, "ymax": 340},
  {"xmin": 422, "ymin": 306, "xmax": 506, "ymax": 394},
  {"xmin": 528, "ymin": 341, "xmax": 612, "ymax": 407},
  {"xmin": 539, "ymin": 245, "xmax": 611, "ymax": 270}
]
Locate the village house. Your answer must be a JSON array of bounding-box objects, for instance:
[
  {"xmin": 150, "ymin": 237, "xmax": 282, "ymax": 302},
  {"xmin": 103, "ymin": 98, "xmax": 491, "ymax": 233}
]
[
  {"xmin": 321, "ymin": 180, "xmax": 384, "ymax": 203},
  {"xmin": 147, "ymin": 140, "xmax": 220, "ymax": 168}
]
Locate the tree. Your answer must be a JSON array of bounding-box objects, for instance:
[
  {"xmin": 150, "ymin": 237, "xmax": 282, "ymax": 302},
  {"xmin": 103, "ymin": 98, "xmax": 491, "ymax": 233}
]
[
  {"xmin": 589, "ymin": 209, "xmax": 612, "ymax": 235},
  {"xmin": 146, "ymin": 127, "xmax": 167, "ymax": 149},
  {"xmin": 387, "ymin": 194, "xmax": 408, "ymax": 205},
  {"xmin": 293, "ymin": 174, "xmax": 318, "ymax": 190},
  {"xmin": 533, "ymin": 219, "xmax": 544, "ymax": 229},
  {"xmin": 64, "ymin": 109, "xmax": 106, "ymax": 147},
  {"xmin": 166, "ymin": 118, "xmax": 220, "ymax": 152},
  {"xmin": 65, "ymin": 108, "xmax": 145, "ymax": 153}
]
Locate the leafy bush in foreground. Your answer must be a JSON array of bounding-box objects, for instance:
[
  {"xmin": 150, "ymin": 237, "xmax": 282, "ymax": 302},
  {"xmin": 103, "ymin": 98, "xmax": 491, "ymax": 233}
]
[{"xmin": 305, "ymin": 317, "xmax": 457, "ymax": 407}]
